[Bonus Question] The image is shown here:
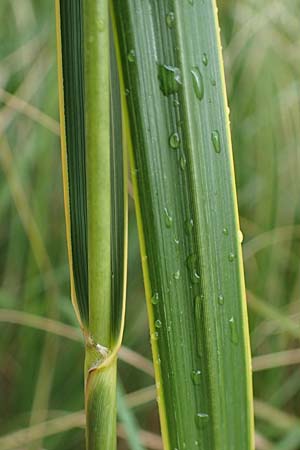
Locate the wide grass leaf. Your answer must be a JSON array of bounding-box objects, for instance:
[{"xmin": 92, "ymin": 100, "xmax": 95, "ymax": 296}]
[{"xmin": 112, "ymin": 1, "xmax": 254, "ymax": 449}]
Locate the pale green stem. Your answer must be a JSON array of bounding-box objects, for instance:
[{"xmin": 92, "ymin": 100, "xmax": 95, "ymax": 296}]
[
  {"xmin": 84, "ymin": 0, "xmax": 111, "ymax": 347},
  {"xmin": 83, "ymin": 1, "xmax": 114, "ymax": 449}
]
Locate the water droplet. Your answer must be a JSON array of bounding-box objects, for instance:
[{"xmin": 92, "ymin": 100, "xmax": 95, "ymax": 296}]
[
  {"xmin": 188, "ymin": 0, "xmax": 194, "ymax": 4},
  {"xmin": 180, "ymin": 154, "xmax": 186, "ymax": 170},
  {"xmin": 192, "ymin": 272, "xmax": 200, "ymax": 283},
  {"xmin": 191, "ymin": 66, "xmax": 204, "ymax": 101},
  {"xmin": 96, "ymin": 19, "xmax": 105, "ymax": 32},
  {"xmin": 127, "ymin": 49, "xmax": 136, "ymax": 63},
  {"xmin": 163, "ymin": 207, "xmax": 173, "ymax": 228},
  {"xmin": 173, "ymin": 270, "xmax": 180, "ymax": 280},
  {"xmin": 166, "ymin": 12, "xmax": 175, "ymax": 28},
  {"xmin": 229, "ymin": 316, "xmax": 239, "ymax": 344},
  {"xmin": 211, "ymin": 130, "xmax": 221, "ymax": 153},
  {"xmin": 191, "ymin": 369, "xmax": 201, "ymax": 385},
  {"xmin": 202, "ymin": 53, "xmax": 208, "ymax": 66},
  {"xmin": 169, "ymin": 132, "xmax": 180, "ymax": 149},
  {"xmin": 238, "ymin": 230, "xmax": 244, "ymax": 243},
  {"xmin": 125, "ymin": 88, "xmax": 130, "ymax": 96},
  {"xmin": 151, "ymin": 331, "xmax": 159, "ymax": 341},
  {"xmin": 195, "ymin": 412, "xmax": 209, "ymax": 428},
  {"xmin": 228, "ymin": 252, "xmax": 235, "ymax": 262},
  {"xmin": 185, "ymin": 218, "xmax": 194, "ymax": 235},
  {"xmin": 210, "ymin": 76, "xmax": 216, "ymax": 86},
  {"xmin": 186, "ymin": 254, "xmax": 200, "ymax": 283},
  {"xmin": 173, "ymin": 99, "xmax": 180, "ymax": 107},
  {"xmin": 158, "ymin": 64, "xmax": 182, "ymax": 96},
  {"xmin": 151, "ymin": 292, "xmax": 159, "ymax": 305},
  {"xmin": 155, "ymin": 319, "xmax": 162, "ymax": 329},
  {"xmin": 218, "ymin": 294, "xmax": 224, "ymax": 305},
  {"xmin": 222, "ymin": 227, "xmax": 229, "ymax": 236}
]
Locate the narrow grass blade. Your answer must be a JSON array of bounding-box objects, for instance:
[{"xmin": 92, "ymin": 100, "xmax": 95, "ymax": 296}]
[
  {"xmin": 117, "ymin": 381, "xmax": 146, "ymax": 450},
  {"xmin": 272, "ymin": 428, "xmax": 300, "ymax": 450},
  {"xmin": 112, "ymin": 1, "xmax": 254, "ymax": 449},
  {"xmin": 56, "ymin": 0, "xmax": 87, "ymax": 327}
]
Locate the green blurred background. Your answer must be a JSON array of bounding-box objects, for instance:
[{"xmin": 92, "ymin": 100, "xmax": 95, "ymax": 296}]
[{"xmin": 1, "ymin": 1, "xmax": 300, "ymax": 449}]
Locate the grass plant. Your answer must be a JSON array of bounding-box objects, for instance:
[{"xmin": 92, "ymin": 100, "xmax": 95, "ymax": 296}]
[{"xmin": 0, "ymin": 1, "xmax": 299, "ymax": 450}]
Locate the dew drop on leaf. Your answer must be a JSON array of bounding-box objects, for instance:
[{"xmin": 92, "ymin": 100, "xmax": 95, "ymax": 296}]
[
  {"xmin": 229, "ymin": 316, "xmax": 239, "ymax": 344},
  {"xmin": 151, "ymin": 292, "xmax": 159, "ymax": 305},
  {"xmin": 173, "ymin": 270, "xmax": 181, "ymax": 280},
  {"xmin": 211, "ymin": 130, "xmax": 221, "ymax": 153},
  {"xmin": 228, "ymin": 252, "xmax": 235, "ymax": 262},
  {"xmin": 169, "ymin": 132, "xmax": 180, "ymax": 149},
  {"xmin": 158, "ymin": 64, "xmax": 182, "ymax": 96},
  {"xmin": 218, "ymin": 294, "xmax": 224, "ymax": 305},
  {"xmin": 127, "ymin": 49, "xmax": 136, "ymax": 63},
  {"xmin": 238, "ymin": 230, "xmax": 244, "ymax": 243},
  {"xmin": 202, "ymin": 53, "xmax": 208, "ymax": 66},
  {"xmin": 191, "ymin": 66, "xmax": 204, "ymax": 101},
  {"xmin": 191, "ymin": 369, "xmax": 201, "ymax": 385},
  {"xmin": 163, "ymin": 207, "xmax": 173, "ymax": 228},
  {"xmin": 195, "ymin": 412, "xmax": 209, "ymax": 428},
  {"xmin": 180, "ymin": 154, "xmax": 187, "ymax": 170},
  {"xmin": 151, "ymin": 331, "xmax": 159, "ymax": 342},
  {"xmin": 186, "ymin": 253, "xmax": 200, "ymax": 284},
  {"xmin": 166, "ymin": 11, "xmax": 175, "ymax": 28},
  {"xmin": 222, "ymin": 227, "xmax": 229, "ymax": 236},
  {"xmin": 155, "ymin": 319, "xmax": 162, "ymax": 329}
]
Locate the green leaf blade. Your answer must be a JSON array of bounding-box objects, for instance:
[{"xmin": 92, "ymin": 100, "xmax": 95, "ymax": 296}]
[
  {"xmin": 59, "ymin": 0, "xmax": 89, "ymax": 325},
  {"xmin": 112, "ymin": 1, "xmax": 254, "ymax": 449}
]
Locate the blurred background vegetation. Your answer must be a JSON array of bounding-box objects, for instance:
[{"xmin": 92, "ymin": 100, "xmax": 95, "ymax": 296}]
[{"xmin": 0, "ymin": 1, "xmax": 300, "ymax": 449}]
